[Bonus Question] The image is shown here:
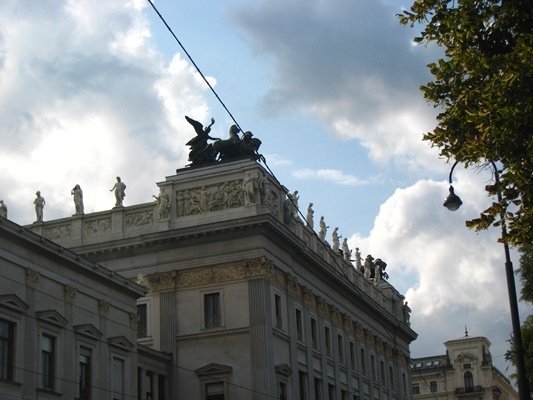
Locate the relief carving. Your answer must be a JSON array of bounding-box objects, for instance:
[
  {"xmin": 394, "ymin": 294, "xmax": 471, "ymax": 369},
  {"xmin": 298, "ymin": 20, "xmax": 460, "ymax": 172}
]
[
  {"xmin": 44, "ymin": 225, "xmax": 71, "ymax": 241},
  {"xmin": 64, "ymin": 285, "xmax": 77, "ymax": 303},
  {"xmin": 148, "ymin": 270, "xmax": 177, "ymax": 291},
  {"xmin": 98, "ymin": 299, "xmax": 110, "ymax": 316},
  {"xmin": 25, "ymin": 268, "xmax": 40, "ymax": 288},
  {"xmin": 85, "ymin": 218, "xmax": 112, "ymax": 236},
  {"xmin": 126, "ymin": 211, "xmax": 154, "ymax": 227}
]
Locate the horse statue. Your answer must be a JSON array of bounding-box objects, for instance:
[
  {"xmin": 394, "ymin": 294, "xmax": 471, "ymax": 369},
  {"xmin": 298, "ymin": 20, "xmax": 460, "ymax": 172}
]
[{"xmin": 209, "ymin": 125, "xmax": 262, "ymax": 162}]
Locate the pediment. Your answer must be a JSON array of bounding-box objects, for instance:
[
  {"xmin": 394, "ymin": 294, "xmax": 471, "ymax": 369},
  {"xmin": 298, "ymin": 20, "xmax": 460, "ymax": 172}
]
[
  {"xmin": 0, "ymin": 294, "xmax": 29, "ymax": 314},
  {"xmin": 456, "ymin": 352, "xmax": 478, "ymax": 363},
  {"xmin": 74, "ymin": 324, "xmax": 103, "ymax": 339},
  {"xmin": 35, "ymin": 309, "xmax": 68, "ymax": 327},
  {"xmin": 275, "ymin": 363, "xmax": 293, "ymax": 377},
  {"xmin": 107, "ymin": 336, "xmax": 134, "ymax": 351},
  {"xmin": 195, "ymin": 363, "xmax": 233, "ymax": 377}
]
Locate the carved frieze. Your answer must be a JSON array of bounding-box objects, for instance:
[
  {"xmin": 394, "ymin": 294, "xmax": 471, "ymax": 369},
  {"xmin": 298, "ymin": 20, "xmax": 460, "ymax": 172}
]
[
  {"xmin": 126, "ymin": 211, "xmax": 154, "ymax": 227},
  {"xmin": 44, "ymin": 225, "xmax": 71, "ymax": 241},
  {"xmin": 287, "ymin": 274, "xmax": 302, "ymax": 300},
  {"xmin": 148, "ymin": 270, "xmax": 177, "ymax": 292},
  {"xmin": 85, "ymin": 218, "xmax": 111, "ymax": 236},
  {"xmin": 318, "ymin": 297, "xmax": 329, "ymax": 318}
]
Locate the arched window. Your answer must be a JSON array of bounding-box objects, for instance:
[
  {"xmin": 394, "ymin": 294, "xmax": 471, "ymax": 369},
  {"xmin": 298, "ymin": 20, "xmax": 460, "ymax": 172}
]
[{"xmin": 464, "ymin": 371, "xmax": 474, "ymax": 389}]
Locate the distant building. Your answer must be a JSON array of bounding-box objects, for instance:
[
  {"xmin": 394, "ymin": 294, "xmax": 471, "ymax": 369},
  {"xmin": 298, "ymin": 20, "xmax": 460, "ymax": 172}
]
[
  {"xmin": 411, "ymin": 335, "xmax": 518, "ymax": 400},
  {"xmin": 24, "ymin": 158, "xmax": 416, "ymax": 399}
]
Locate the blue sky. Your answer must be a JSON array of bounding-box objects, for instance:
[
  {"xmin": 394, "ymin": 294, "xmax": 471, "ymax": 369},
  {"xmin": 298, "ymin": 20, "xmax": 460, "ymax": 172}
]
[{"xmin": 0, "ymin": 0, "xmax": 530, "ymax": 381}]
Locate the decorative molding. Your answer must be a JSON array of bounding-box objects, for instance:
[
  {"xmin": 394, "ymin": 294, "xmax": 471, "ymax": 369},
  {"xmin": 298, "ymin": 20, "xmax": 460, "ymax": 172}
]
[
  {"xmin": 84, "ymin": 218, "xmax": 111, "ymax": 236},
  {"xmin": 25, "ymin": 268, "xmax": 40, "ymax": 288},
  {"xmin": 98, "ymin": 299, "xmax": 110, "ymax": 316},
  {"xmin": 275, "ymin": 363, "xmax": 293, "ymax": 377},
  {"xmin": 44, "ymin": 224, "xmax": 71, "ymax": 241},
  {"xmin": 36, "ymin": 309, "xmax": 68, "ymax": 327},
  {"xmin": 108, "ymin": 335, "xmax": 134, "ymax": 351},
  {"xmin": 64, "ymin": 285, "xmax": 77, "ymax": 303},
  {"xmin": 0, "ymin": 294, "xmax": 29, "ymax": 314},
  {"xmin": 74, "ymin": 323, "xmax": 103, "ymax": 339},
  {"xmin": 195, "ymin": 363, "xmax": 233, "ymax": 377},
  {"xmin": 147, "ymin": 270, "xmax": 177, "ymax": 292},
  {"xmin": 126, "ymin": 211, "xmax": 154, "ymax": 228}
]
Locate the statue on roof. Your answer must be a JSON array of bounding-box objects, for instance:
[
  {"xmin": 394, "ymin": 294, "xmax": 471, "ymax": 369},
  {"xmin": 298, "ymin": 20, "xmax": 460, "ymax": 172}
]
[
  {"xmin": 185, "ymin": 116, "xmax": 219, "ymax": 166},
  {"xmin": 185, "ymin": 117, "xmax": 263, "ymax": 166}
]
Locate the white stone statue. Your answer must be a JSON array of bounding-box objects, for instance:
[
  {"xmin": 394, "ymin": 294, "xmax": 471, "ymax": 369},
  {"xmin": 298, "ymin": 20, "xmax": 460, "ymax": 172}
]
[
  {"xmin": 289, "ymin": 190, "xmax": 299, "ymax": 218},
  {"xmin": 364, "ymin": 255, "xmax": 374, "ymax": 279},
  {"xmin": 153, "ymin": 187, "xmax": 170, "ymax": 219},
  {"xmin": 243, "ymin": 171, "xmax": 257, "ymax": 206},
  {"xmin": 332, "ymin": 227, "xmax": 342, "ymax": 252},
  {"xmin": 318, "ymin": 216, "xmax": 328, "ymax": 241},
  {"xmin": 306, "ymin": 203, "xmax": 314, "ymax": 229},
  {"xmin": 342, "ymin": 238, "xmax": 351, "ymax": 261},
  {"xmin": 0, "ymin": 200, "xmax": 7, "ymax": 218},
  {"xmin": 71, "ymin": 184, "xmax": 84, "ymax": 215},
  {"xmin": 355, "ymin": 247, "xmax": 362, "ymax": 272},
  {"xmin": 34, "ymin": 191, "xmax": 45, "ymax": 222},
  {"xmin": 110, "ymin": 176, "xmax": 126, "ymax": 207}
]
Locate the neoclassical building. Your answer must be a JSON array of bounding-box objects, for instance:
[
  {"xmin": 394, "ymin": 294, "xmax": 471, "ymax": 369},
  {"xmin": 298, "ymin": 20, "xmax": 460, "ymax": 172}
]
[
  {"xmin": 26, "ymin": 157, "xmax": 416, "ymax": 400},
  {"xmin": 411, "ymin": 335, "xmax": 518, "ymax": 400},
  {"xmin": 0, "ymin": 215, "xmax": 171, "ymax": 400}
]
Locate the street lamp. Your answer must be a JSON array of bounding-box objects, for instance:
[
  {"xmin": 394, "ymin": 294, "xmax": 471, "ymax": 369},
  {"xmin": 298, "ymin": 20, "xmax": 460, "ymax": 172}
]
[{"xmin": 444, "ymin": 161, "xmax": 530, "ymax": 400}]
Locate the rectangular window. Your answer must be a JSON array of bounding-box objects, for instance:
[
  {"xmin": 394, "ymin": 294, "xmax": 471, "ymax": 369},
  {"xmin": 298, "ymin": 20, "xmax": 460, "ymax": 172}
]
[
  {"xmin": 275, "ymin": 294, "xmax": 283, "ymax": 329},
  {"xmin": 337, "ymin": 335, "xmax": 344, "ymax": 363},
  {"xmin": 137, "ymin": 304, "xmax": 148, "ymax": 338},
  {"xmin": 279, "ymin": 381, "xmax": 287, "ymax": 400},
  {"xmin": 158, "ymin": 374, "xmax": 166, "ymax": 400},
  {"xmin": 380, "ymin": 361, "xmax": 385, "ymax": 384},
  {"xmin": 206, "ymin": 382, "xmax": 225, "ymax": 400},
  {"xmin": 328, "ymin": 384, "xmax": 336, "ymax": 400},
  {"xmin": 349, "ymin": 342, "xmax": 355, "ymax": 370},
  {"xmin": 311, "ymin": 318, "xmax": 318, "ymax": 350},
  {"xmin": 79, "ymin": 347, "xmax": 91, "ymax": 400},
  {"xmin": 138, "ymin": 367, "xmax": 143, "ymax": 400},
  {"xmin": 112, "ymin": 357, "xmax": 125, "ymax": 400},
  {"xmin": 314, "ymin": 378, "xmax": 322, "ymax": 400},
  {"xmin": 402, "ymin": 373, "xmax": 407, "ymax": 395},
  {"xmin": 299, "ymin": 371, "xmax": 308, "ymax": 400},
  {"xmin": 146, "ymin": 370, "xmax": 154, "ymax": 400},
  {"xmin": 41, "ymin": 334, "xmax": 55, "ymax": 390},
  {"xmin": 371, "ymin": 355, "xmax": 376, "ymax": 380},
  {"xmin": 325, "ymin": 326, "xmax": 331, "ymax": 357},
  {"xmin": 412, "ymin": 383, "xmax": 420, "ymax": 395},
  {"xmin": 0, "ymin": 319, "xmax": 15, "ymax": 381},
  {"xmin": 389, "ymin": 366, "xmax": 394, "ymax": 390},
  {"xmin": 204, "ymin": 293, "xmax": 221, "ymax": 328},
  {"xmin": 430, "ymin": 381, "xmax": 438, "ymax": 393},
  {"xmin": 296, "ymin": 309, "xmax": 303, "ymax": 341},
  {"xmin": 360, "ymin": 349, "xmax": 366, "ymax": 376}
]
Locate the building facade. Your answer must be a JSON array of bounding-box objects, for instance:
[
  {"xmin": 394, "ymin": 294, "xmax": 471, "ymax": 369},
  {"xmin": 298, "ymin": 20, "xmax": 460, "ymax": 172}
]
[
  {"xmin": 411, "ymin": 335, "xmax": 518, "ymax": 400},
  {"xmin": 27, "ymin": 158, "xmax": 416, "ymax": 400},
  {"xmin": 0, "ymin": 215, "xmax": 174, "ymax": 400}
]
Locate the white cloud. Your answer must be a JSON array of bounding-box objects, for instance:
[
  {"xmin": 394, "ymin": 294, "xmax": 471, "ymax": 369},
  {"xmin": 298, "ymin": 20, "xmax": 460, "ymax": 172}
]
[
  {"xmin": 293, "ymin": 168, "xmax": 369, "ymax": 186},
  {"xmin": 232, "ymin": 0, "xmax": 443, "ymax": 170},
  {"xmin": 0, "ymin": 1, "xmax": 211, "ymax": 224}
]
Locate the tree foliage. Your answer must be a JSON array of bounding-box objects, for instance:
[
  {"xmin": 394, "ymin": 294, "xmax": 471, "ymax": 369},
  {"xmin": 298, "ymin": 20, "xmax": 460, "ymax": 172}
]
[{"xmin": 399, "ymin": 0, "xmax": 533, "ymax": 247}]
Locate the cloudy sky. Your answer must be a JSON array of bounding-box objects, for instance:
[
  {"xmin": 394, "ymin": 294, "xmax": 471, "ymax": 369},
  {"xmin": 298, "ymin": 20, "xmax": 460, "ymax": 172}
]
[{"xmin": 0, "ymin": 0, "xmax": 530, "ymax": 381}]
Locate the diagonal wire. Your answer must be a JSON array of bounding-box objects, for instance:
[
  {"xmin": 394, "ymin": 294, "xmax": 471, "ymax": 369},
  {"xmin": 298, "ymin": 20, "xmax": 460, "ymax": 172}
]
[{"xmin": 146, "ymin": 0, "xmax": 243, "ymax": 133}]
